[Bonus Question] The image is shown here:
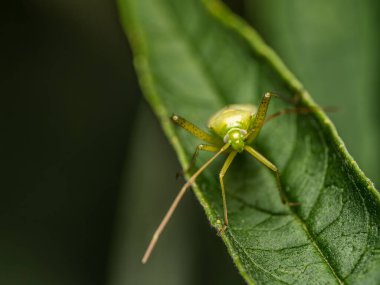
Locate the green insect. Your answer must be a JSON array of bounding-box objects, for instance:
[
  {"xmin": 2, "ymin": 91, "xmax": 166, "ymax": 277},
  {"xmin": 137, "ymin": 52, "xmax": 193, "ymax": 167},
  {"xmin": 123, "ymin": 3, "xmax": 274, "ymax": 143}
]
[{"xmin": 142, "ymin": 92, "xmax": 298, "ymax": 263}]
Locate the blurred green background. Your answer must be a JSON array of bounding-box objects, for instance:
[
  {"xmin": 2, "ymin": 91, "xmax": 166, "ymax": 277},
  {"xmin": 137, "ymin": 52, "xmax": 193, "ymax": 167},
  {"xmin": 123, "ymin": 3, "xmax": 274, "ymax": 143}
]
[{"xmin": 1, "ymin": 0, "xmax": 379, "ymax": 284}]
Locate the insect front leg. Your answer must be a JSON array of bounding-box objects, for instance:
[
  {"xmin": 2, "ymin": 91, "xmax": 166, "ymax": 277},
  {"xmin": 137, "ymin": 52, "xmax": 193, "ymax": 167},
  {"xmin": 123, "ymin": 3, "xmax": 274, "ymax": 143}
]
[{"xmin": 142, "ymin": 143, "xmax": 230, "ymax": 264}]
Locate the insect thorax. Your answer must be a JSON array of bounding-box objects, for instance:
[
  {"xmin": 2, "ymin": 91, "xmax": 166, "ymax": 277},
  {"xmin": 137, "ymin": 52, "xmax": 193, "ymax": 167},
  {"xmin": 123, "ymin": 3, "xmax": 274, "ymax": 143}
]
[{"xmin": 207, "ymin": 104, "xmax": 256, "ymax": 138}]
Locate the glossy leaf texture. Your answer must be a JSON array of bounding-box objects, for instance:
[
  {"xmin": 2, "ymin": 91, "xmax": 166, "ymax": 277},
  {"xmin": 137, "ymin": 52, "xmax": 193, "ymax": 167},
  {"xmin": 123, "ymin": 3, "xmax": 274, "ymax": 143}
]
[{"xmin": 118, "ymin": 0, "xmax": 380, "ymax": 284}]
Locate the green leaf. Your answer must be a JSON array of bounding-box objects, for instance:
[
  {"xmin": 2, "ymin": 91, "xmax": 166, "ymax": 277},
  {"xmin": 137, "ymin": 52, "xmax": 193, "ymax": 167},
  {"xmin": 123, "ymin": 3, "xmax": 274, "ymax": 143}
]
[
  {"xmin": 118, "ymin": 0, "xmax": 380, "ymax": 283},
  {"xmin": 245, "ymin": 0, "xmax": 380, "ymax": 186}
]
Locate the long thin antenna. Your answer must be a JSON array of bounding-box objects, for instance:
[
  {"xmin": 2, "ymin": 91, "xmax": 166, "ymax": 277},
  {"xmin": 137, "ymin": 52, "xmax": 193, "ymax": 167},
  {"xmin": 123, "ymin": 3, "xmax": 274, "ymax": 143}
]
[
  {"xmin": 264, "ymin": 106, "xmax": 338, "ymax": 124},
  {"xmin": 141, "ymin": 143, "xmax": 230, "ymax": 264}
]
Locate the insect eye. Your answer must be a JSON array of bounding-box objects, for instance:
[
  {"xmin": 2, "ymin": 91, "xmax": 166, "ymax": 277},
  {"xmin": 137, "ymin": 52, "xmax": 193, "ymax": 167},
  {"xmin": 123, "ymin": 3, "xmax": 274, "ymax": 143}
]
[{"xmin": 223, "ymin": 134, "xmax": 229, "ymax": 143}]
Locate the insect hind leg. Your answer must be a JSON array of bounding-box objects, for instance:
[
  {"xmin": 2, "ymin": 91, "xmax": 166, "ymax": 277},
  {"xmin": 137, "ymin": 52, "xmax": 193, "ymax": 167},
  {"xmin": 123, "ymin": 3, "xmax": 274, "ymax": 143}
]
[{"xmin": 244, "ymin": 145, "xmax": 299, "ymax": 206}]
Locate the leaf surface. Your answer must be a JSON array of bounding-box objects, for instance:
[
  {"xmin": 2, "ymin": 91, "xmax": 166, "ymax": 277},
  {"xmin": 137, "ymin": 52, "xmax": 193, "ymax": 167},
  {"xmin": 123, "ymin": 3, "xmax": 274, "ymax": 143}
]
[
  {"xmin": 245, "ymin": 0, "xmax": 380, "ymax": 186},
  {"xmin": 118, "ymin": 0, "xmax": 380, "ymax": 283}
]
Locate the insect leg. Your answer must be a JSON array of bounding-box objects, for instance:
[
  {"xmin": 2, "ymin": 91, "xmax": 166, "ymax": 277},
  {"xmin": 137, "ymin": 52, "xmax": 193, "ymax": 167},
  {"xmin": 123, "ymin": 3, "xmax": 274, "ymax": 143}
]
[
  {"xmin": 245, "ymin": 92, "xmax": 275, "ymax": 144},
  {"xmin": 177, "ymin": 144, "xmax": 220, "ymax": 178},
  {"xmin": 171, "ymin": 114, "xmax": 222, "ymax": 145},
  {"xmin": 219, "ymin": 151, "xmax": 238, "ymax": 230},
  {"xmin": 142, "ymin": 143, "xmax": 231, "ymax": 264},
  {"xmin": 244, "ymin": 145, "xmax": 299, "ymax": 206}
]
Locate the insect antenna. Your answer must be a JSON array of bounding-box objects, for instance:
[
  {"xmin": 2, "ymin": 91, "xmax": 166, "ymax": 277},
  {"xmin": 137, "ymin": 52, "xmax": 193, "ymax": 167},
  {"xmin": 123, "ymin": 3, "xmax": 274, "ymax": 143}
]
[
  {"xmin": 142, "ymin": 143, "xmax": 230, "ymax": 264},
  {"xmin": 264, "ymin": 106, "xmax": 338, "ymax": 124}
]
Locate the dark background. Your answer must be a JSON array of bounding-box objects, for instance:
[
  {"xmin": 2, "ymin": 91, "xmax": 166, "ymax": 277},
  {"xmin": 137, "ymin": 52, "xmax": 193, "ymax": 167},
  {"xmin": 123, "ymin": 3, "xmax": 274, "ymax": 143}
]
[
  {"xmin": 1, "ymin": 1, "xmax": 379, "ymax": 284},
  {"xmin": 2, "ymin": 1, "xmax": 137, "ymax": 284}
]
